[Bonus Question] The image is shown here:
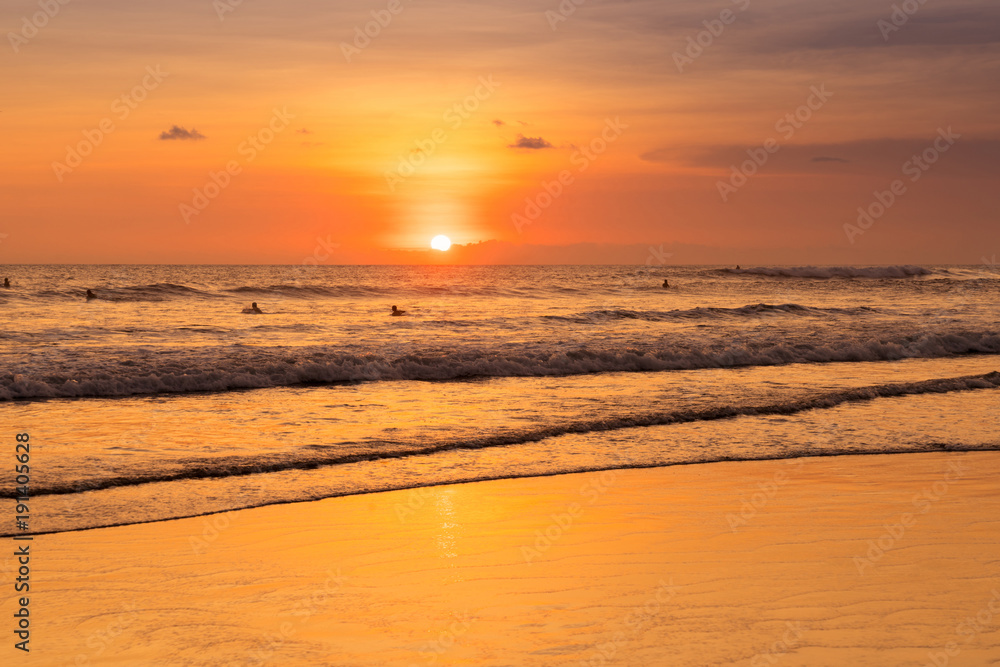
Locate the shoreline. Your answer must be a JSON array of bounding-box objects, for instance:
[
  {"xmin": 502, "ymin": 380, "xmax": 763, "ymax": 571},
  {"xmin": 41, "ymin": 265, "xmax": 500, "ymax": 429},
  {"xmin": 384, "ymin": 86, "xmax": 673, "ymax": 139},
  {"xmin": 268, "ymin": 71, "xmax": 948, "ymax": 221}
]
[
  {"xmin": 21, "ymin": 451, "xmax": 1000, "ymax": 665},
  {"xmin": 6, "ymin": 446, "xmax": 999, "ymax": 539}
]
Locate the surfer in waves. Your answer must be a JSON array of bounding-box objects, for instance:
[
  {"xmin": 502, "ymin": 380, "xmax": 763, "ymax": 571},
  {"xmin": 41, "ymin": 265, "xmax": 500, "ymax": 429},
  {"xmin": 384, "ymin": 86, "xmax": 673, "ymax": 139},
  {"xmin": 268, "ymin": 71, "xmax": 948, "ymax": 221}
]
[
  {"xmin": 85, "ymin": 289, "xmax": 96, "ymax": 300},
  {"xmin": 242, "ymin": 302, "xmax": 263, "ymax": 314},
  {"xmin": 390, "ymin": 305, "xmax": 406, "ymax": 316},
  {"xmin": 662, "ymin": 279, "xmax": 670, "ymax": 288},
  {"xmin": 3, "ymin": 277, "xmax": 9, "ymax": 288}
]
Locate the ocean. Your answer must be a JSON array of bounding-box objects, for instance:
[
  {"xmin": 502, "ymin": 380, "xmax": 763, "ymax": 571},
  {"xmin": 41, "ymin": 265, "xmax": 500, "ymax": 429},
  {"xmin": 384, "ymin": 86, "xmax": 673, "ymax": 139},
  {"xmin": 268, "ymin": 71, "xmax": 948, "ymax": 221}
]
[{"xmin": 1, "ymin": 263, "xmax": 997, "ymax": 535}]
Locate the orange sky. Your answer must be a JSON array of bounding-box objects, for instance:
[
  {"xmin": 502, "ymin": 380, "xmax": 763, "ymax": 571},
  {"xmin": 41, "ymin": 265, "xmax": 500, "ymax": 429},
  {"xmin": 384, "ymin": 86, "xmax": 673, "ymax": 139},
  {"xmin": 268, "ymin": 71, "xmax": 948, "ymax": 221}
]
[{"xmin": 1, "ymin": 0, "xmax": 998, "ymax": 263}]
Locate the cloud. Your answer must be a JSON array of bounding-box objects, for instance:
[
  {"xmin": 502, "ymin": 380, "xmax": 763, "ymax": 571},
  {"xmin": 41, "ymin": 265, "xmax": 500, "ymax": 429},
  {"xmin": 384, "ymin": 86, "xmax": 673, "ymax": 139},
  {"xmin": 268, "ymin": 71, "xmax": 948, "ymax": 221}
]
[
  {"xmin": 509, "ymin": 134, "xmax": 553, "ymax": 149},
  {"xmin": 640, "ymin": 138, "xmax": 1000, "ymax": 175},
  {"xmin": 492, "ymin": 119, "xmax": 505, "ymax": 127},
  {"xmin": 159, "ymin": 126, "xmax": 205, "ymax": 141},
  {"xmin": 608, "ymin": 2, "xmax": 1000, "ymax": 53}
]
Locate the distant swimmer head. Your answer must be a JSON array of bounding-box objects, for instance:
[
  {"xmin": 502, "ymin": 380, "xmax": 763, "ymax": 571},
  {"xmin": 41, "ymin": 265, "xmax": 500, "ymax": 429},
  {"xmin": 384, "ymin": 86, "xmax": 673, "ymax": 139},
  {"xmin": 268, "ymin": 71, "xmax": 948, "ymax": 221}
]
[
  {"xmin": 3, "ymin": 277, "xmax": 9, "ymax": 287},
  {"xmin": 243, "ymin": 302, "xmax": 263, "ymax": 314},
  {"xmin": 662, "ymin": 279, "xmax": 669, "ymax": 288},
  {"xmin": 85, "ymin": 289, "xmax": 96, "ymax": 300},
  {"xmin": 391, "ymin": 305, "xmax": 406, "ymax": 316},
  {"xmin": 736, "ymin": 265, "xmax": 741, "ymax": 270}
]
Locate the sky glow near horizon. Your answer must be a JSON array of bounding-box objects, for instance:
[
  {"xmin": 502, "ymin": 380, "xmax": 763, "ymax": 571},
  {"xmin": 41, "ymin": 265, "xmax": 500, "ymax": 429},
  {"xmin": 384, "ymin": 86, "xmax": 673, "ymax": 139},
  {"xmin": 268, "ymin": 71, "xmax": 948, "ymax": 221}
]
[{"xmin": 1, "ymin": 0, "xmax": 998, "ymax": 264}]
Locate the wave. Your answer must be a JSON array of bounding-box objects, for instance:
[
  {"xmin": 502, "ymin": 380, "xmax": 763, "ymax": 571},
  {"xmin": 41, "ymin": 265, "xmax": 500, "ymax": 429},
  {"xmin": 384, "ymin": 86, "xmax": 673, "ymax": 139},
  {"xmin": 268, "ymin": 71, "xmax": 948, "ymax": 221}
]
[
  {"xmin": 224, "ymin": 284, "xmax": 560, "ymax": 299},
  {"xmin": 7, "ymin": 371, "xmax": 998, "ymax": 499},
  {"xmin": 546, "ymin": 303, "xmax": 879, "ymax": 322},
  {"xmin": 2, "ymin": 330, "xmax": 999, "ymax": 401},
  {"xmin": 34, "ymin": 283, "xmax": 216, "ymax": 302},
  {"xmin": 922, "ymin": 277, "xmax": 1000, "ymax": 286},
  {"xmin": 717, "ymin": 265, "xmax": 933, "ymax": 279},
  {"xmin": 17, "ymin": 283, "xmax": 561, "ymax": 301},
  {"xmin": 225, "ymin": 284, "xmax": 345, "ymax": 298}
]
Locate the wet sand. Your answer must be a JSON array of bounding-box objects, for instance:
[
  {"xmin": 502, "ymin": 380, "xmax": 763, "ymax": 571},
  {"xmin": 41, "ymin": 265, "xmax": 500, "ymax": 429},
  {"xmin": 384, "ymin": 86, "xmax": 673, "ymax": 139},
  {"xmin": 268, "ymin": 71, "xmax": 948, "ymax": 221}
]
[{"xmin": 25, "ymin": 452, "xmax": 1000, "ymax": 666}]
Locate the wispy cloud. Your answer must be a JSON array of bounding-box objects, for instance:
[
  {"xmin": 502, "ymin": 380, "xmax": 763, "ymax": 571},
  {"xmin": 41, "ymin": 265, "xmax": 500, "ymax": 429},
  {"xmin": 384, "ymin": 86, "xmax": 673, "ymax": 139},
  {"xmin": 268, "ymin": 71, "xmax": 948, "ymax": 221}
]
[
  {"xmin": 641, "ymin": 138, "xmax": 1000, "ymax": 175},
  {"xmin": 159, "ymin": 126, "xmax": 205, "ymax": 141}
]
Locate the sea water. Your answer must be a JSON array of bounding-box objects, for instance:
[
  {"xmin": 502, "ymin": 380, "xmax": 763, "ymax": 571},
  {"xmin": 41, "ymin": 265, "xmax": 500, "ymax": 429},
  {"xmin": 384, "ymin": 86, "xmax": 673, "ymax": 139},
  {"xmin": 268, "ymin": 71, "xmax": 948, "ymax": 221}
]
[{"xmin": 0, "ymin": 264, "xmax": 997, "ymax": 534}]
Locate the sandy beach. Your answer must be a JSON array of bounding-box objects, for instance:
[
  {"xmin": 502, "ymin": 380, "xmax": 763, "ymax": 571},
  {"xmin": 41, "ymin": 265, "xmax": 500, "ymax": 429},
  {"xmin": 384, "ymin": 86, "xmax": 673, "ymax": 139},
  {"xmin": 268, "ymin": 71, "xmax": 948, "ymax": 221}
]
[{"xmin": 18, "ymin": 451, "xmax": 999, "ymax": 666}]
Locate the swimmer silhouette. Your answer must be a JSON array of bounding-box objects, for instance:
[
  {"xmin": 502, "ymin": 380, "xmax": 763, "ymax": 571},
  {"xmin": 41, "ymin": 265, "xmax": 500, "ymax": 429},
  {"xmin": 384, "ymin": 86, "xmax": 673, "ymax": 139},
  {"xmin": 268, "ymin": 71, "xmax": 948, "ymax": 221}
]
[
  {"xmin": 85, "ymin": 289, "xmax": 96, "ymax": 300},
  {"xmin": 242, "ymin": 302, "xmax": 263, "ymax": 314},
  {"xmin": 662, "ymin": 279, "xmax": 669, "ymax": 288},
  {"xmin": 736, "ymin": 265, "xmax": 741, "ymax": 270},
  {"xmin": 3, "ymin": 277, "xmax": 9, "ymax": 288},
  {"xmin": 390, "ymin": 305, "xmax": 406, "ymax": 316}
]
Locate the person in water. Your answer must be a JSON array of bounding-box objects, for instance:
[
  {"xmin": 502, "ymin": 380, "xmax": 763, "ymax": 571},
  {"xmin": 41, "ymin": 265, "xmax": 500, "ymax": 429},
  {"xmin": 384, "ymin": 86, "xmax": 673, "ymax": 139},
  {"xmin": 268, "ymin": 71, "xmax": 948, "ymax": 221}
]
[
  {"xmin": 242, "ymin": 302, "xmax": 263, "ymax": 314},
  {"xmin": 736, "ymin": 265, "xmax": 741, "ymax": 270},
  {"xmin": 3, "ymin": 277, "xmax": 9, "ymax": 288},
  {"xmin": 85, "ymin": 289, "xmax": 96, "ymax": 300},
  {"xmin": 390, "ymin": 305, "xmax": 406, "ymax": 316},
  {"xmin": 662, "ymin": 279, "xmax": 669, "ymax": 288}
]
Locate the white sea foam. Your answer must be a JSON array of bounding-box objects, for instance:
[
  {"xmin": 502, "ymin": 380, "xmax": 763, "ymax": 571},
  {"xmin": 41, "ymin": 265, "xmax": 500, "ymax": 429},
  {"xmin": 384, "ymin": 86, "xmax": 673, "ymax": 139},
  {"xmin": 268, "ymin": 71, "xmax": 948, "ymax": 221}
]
[
  {"xmin": 7, "ymin": 371, "xmax": 998, "ymax": 502},
  {"xmin": 3, "ymin": 330, "xmax": 998, "ymax": 400}
]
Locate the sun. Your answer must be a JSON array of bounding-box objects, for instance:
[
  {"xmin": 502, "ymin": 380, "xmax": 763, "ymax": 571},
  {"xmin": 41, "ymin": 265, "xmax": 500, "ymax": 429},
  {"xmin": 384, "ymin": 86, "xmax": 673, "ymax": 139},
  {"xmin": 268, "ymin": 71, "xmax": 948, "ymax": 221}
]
[{"xmin": 430, "ymin": 235, "xmax": 452, "ymax": 251}]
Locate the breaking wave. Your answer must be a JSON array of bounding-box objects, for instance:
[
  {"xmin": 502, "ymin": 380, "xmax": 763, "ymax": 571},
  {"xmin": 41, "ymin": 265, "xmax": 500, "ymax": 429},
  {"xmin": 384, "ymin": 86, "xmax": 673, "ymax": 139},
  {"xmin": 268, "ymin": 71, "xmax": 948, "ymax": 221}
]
[
  {"xmin": 546, "ymin": 303, "xmax": 879, "ymax": 322},
  {"xmin": 3, "ymin": 329, "xmax": 998, "ymax": 401},
  {"xmin": 37, "ymin": 283, "xmax": 216, "ymax": 302},
  {"xmin": 718, "ymin": 265, "xmax": 933, "ymax": 279}
]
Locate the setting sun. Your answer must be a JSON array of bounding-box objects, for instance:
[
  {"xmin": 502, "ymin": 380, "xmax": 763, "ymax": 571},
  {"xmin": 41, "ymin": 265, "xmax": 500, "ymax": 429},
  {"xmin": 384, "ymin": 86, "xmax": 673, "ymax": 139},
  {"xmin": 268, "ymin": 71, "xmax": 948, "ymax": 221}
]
[{"xmin": 430, "ymin": 235, "xmax": 452, "ymax": 251}]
